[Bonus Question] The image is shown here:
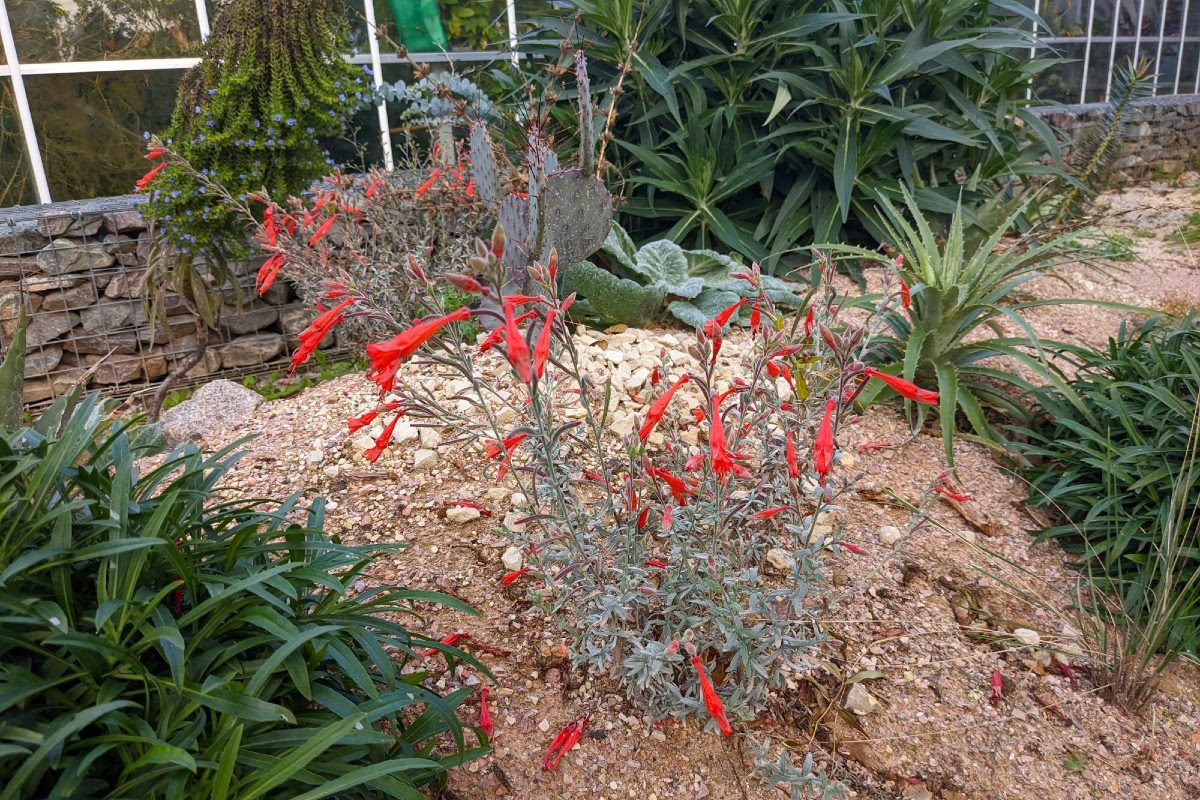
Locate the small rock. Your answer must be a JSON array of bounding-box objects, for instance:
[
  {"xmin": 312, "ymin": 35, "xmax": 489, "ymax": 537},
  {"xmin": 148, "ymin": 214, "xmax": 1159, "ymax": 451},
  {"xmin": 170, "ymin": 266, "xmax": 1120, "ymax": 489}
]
[
  {"xmin": 502, "ymin": 545, "xmax": 524, "ymax": 571},
  {"xmin": 159, "ymin": 379, "xmax": 264, "ymax": 446},
  {"xmin": 537, "ymin": 718, "xmax": 550, "ymax": 732},
  {"xmin": 878, "ymin": 525, "xmax": 903, "ymax": 546},
  {"xmin": 349, "ymin": 434, "xmax": 376, "ymax": 452},
  {"xmin": 901, "ymin": 783, "xmax": 933, "ymax": 800},
  {"xmin": 955, "ymin": 528, "xmax": 977, "ymax": 544},
  {"xmin": 502, "ymin": 511, "xmax": 526, "ymax": 533},
  {"xmin": 323, "ymin": 465, "xmax": 340, "ymax": 479},
  {"xmin": 393, "ymin": 422, "xmax": 419, "ymax": 443},
  {"xmin": 418, "ymin": 427, "xmax": 442, "ymax": 448},
  {"xmin": 413, "ymin": 448, "xmax": 438, "ymax": 470},
  {"xmin": 446, "ymin": 506, "xmax": 481, "ymax": 524},
  {"xmin": 1013, "ymin": 628, "xmax": 1041, "ymax": 648},
  {"xmin": 764, "ymin": 547, "xmax": 794, "ymax": 573},
  {"xmin": 510, "ymin": 492, "xmax": 529, "ymax": 510},
  {"xmin": 304, "ymin": 450, "xmax": 324, "ymax": 466},
  {"xmin": 844, "ymin": 683, "xmax": 882, "ymax": 715}
]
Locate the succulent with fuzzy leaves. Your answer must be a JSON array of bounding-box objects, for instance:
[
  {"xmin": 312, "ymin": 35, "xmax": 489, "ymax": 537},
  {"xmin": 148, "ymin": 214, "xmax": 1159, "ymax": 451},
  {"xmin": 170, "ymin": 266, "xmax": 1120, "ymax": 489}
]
[{"xmin": 562, "ymin": 223, "xmax": 805, "ymax": 328}]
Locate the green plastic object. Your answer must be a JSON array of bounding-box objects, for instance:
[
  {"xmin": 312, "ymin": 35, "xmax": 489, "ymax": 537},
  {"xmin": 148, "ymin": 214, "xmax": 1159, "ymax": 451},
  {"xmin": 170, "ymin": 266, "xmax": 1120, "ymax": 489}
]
[{"xmin": 388, "ymin": 0, "xmax": 449, "ymax": 51}]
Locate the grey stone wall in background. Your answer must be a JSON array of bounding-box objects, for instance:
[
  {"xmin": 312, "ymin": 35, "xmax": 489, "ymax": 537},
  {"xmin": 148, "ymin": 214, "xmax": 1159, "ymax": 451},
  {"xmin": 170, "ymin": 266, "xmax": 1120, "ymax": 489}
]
[
  {"xmin": 1032, "ymin": 94, "xmax": 1200, "ymax": 184},
  {"xmin": 0, "ymin": 196, "xmax": 343, "ymax": 407}
]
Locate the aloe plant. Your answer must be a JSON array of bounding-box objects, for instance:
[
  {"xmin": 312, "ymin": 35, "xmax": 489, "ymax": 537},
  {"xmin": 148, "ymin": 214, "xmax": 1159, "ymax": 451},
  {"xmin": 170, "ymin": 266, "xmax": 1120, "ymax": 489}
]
[{"xmin": 0, "ymin": 303, "xmax": 27, "ymax": 431}]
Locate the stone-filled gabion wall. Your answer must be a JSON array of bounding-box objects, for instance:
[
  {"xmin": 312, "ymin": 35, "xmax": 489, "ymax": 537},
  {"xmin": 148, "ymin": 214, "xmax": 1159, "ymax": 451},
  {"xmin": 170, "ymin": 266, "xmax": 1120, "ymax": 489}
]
[
  {"xmin": 0, "ymin": 196, "xmax": 343, "ymax": 407},
  {"xmin": 1031, "ymin": 93, "xmax": 1200, "ymax": 184}
]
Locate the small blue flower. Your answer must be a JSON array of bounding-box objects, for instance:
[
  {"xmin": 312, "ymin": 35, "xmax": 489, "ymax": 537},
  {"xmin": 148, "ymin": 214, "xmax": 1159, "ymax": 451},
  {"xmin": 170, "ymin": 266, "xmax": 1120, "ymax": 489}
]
[
  {"xmin": 363, "ymin": 65, "xmax": 373, "ymax": 76},
  {"xmin": 194, "ymin": 105, "xmax": 202, "ymax": 114},
  {"xmin": 286, "ymin": 118, "xmax": 296, "ymax": 126},
  {"xmin": 306, "ymin": 127, "xmax": 314, "ymax": 134},
  {"xmin": 206, "ymin": 119, "xmax": 215, "ymax": 127},
  {"xmin": 338, "ymin": 93, "xmax": 346, "ymax": 102},
  {"xmin": 273, "ymin": 114, "xmax": 282, "ymax": 122},
  {"xmin": 246, "ymin": 139, "xmax": 255, "ymax": 146},
  {"xmin": 208, "ymin": 88, "xmax": 217, "ymax": 95},
  {"xmin": 253, "ymin": 119, "xmax": 261, "ymax": 128},
  {"xmin": 143, "ymin": 131, "xmax": 150, "ymax": 140}
]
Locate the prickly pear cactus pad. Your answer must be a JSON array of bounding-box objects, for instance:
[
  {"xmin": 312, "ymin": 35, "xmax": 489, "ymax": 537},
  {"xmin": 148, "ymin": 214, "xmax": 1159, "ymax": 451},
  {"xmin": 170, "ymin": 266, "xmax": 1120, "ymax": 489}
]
[{"xmin": 542, "ymin": 170, "xmax": 613, "ymax": 269}]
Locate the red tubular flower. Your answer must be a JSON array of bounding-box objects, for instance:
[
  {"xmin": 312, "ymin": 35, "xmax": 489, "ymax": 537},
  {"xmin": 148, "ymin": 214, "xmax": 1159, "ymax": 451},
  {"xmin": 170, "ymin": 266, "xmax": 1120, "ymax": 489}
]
[
  {"xmin": 256, "ymin": 252, "xmax": 284, "ymax": 296},
  {"xmin": 803, "ymin": 307, "xmax": 815, "ymax": 339},
  {"xmin": 691, "ymin": 407, "xmax": 706, "ymax": 424},
  {"xmin": 752, "ymin": 506, "xmax": 789, "ymax": 520},
  {"xmin": 501, "ymin": 294, "xmax": 544, "ymax": 307},
  {"xmin": 465, "ymin": 177, "xmax": 475, "ymax": 197},
  {"xmin": 503, "ymin": 303, "xmax": 533, "ymax": 384},
  {"xmin": 702, "ymin": 298, "xmax": 747, "ymax": 338},
  {"xmin": 415, "ymin": 169, "xmax": 442, "ymax": 196},
  {"xmin": 480, "ymin": 310, "xmax": 534, "ymax": 353},
  {"xmin": 813, "ymin": 399, "xmax": 836, "ymax": 484},
  {"xmin": 786, "ymin": 430, "xmax": 800, "ymax": 479},
  {"xmin": 684, "ymin": 453, "xmax": 704, "ymax": 471},
  {"xmin": 934, "ymin": 485, "xmax": 972, "ymax": 502},
  {"xmin": 841, "ymin": 542, "xmax": 866, "ymax": 555},
  {"xmin": 500, "ymin": 567, "xmax": 530, "ymax": 586},
  {"xmin": 898, "ymin": 279, "xmax": 912, "ymax": 309},
  {"xmin": 691, "ymin": 656, "xmax": 733, "ymax": 736},
  {"xmin": 146, "ymin": 146, "xmax": 167, "ymax": 160},
  {"xmin": 134, "ymin": 161, "xmax": 167, "ymax": 191},
  {"xmin": 637, "ymin": 506, "xmax": 651, "ymax": 529},
  {"xmin": 649, "ymin": 466, "xmax": 692, "ymax": 504},
  {"xmin": 543, "ymin": 718, "xmax": 589, "ymax": 771},
  {"xmin": 347, "ymin": 400, "xmax": 403, "ymax": 433},
  {"xmin": 645, "ymin": 558, "xmax": 668, "ymax": 569},
  {"xmin": 485, "ymin": 432, "xmax": 527, "ymax": 481},
  {"xmin": 638, "ymin": 375, "xmax": 690, "ymax": 441},
  {"xmin": 479, "ymin": 688, "xmax": 494, "ymax": 738},
  {"xmin": 533, "ymin": 310, "xmax": 557, "ymax": 379},
  {"xmin": 308, "ymin": 214, "xmax": 338, "ymax": 247},
  {"xmin": 661, "ymin": 504, "xmax": 674, "ymax": 531},
  {"xmin": 291, "ymin": 297, "xmax": 354, "ymax": 373},
  {"xmin": 709, "ymin": 393, "xmax": 735, "ymax": 479},
  {"xmin": 364, "ymin": 411, "xmax": 404, "ymax": 463},
  {"xmin": 366, "ymin": 307, "xmax": 471, "ymax": 392},
  {"xmin": 863, "ymin": 367, "xmax": 939, "ymax": 405},
  {"xmin": 420, "ymin": 631, "xmax": 469, "ymax": 658},
  {"xmin": 650, "ymin": 366, "xmax": 661, "ymax": 386},
  {"xmin": 443, "ymin": 272, "xmax": 486, "ymax": 295},
  {"xmin": 750, "ymin": 300, "xmax": 761, "ymax": 337},
  {"xmin": 989, "ymin": 670, "xmax": 1003, "ymax": 706}
]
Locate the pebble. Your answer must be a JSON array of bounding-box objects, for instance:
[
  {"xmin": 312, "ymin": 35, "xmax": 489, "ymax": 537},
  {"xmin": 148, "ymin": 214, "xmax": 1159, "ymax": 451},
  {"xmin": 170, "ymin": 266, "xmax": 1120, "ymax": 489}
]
[
  {"xmin": 765, "ymin": 547, "xmax": 794, "ymax": 573},
  {"xmin": 878, "ymin": 525, "xmax": 903, "ymax": 546},
  {"xmin": 323, "ymin": 464, "xmax": 340, "ymax": 479},
  {"xmin": 445, "ymin": 506, "xmax": 481, "ymax": 524},
  {"xmin": 538, "ymin": 718, "xmax": 550, "ymax": 732},
  {"xmin": 393, "ymin": 422, "xmax": 419, "ymax": 443},
  {"xmin": 955, "ymin": 528, "xmax": 977, "ymax": 544},
  {"xmin": 502, "ymin": 545, "xmax": 524, "ymax": 571},
  {"xmin": 419, "ymin": 427, "xmax": 442, "ymax": 448},
  {"xmin": 844, "ymin": 683, "xmax": 882, "ymax": 715},
  {"xmin": 1013, "ymin": 628, "xmax": 1041, "ymax": 647},
  {"xmin": 413, "ymin": 448, "xmax": 438, "ymax": 469}
]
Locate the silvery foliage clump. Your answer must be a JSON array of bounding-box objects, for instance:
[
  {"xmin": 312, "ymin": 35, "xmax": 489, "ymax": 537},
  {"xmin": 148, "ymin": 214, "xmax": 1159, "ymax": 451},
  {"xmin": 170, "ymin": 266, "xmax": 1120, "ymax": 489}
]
[
  {"xmin": 378, "ymin": 71, "xmax": 495, "ymax": 126},
  {"xmin": 392, "ymin": 248, "xmax": 904, "ymax": 797},
  {"xmin": 749, "ymin": 743, "xmax": 846, "ymax": 800}
]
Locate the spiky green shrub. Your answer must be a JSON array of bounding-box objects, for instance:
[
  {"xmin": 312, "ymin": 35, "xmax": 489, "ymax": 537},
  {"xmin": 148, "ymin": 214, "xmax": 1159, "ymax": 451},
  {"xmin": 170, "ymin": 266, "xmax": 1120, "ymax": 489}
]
[
  {"xmin": 0, "ymin": 394, "xmax": 487, "ymax": 799},
  {"xmin": 1015, "ymin": 316, "xmax": 1200, "ymax": 657},
  {"xmin": 528, "ymin": 0, "xmax": 1063, "ymax": 269},
  {"xmin": 140, "ymin": 0, "xmax": 367, "ymax": 258}
]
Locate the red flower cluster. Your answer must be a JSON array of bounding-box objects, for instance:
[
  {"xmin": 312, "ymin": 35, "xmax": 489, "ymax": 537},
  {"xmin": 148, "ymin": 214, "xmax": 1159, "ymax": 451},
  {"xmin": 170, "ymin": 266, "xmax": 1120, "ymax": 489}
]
[
  {"xmin": 291, "ymin": 297, "xmax": 354, "ymax": 373},
  {"xmin": 543, "ymin": 717, "xmax": 589, "ymax": 771},
  {"xmin": 366, "ymin": 307, "xmax": 471, "ymax": 393}
]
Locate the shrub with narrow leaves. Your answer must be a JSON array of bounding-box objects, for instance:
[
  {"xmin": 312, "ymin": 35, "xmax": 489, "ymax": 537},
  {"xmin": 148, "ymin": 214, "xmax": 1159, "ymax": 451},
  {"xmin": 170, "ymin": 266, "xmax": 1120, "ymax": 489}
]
[
  {"xmin": 281, "ymin": 229, "xmax": 939, "ymax": 794},
  {"xmin": 0, "ymin": 393, "xmax": 487, "ymax": 799}
]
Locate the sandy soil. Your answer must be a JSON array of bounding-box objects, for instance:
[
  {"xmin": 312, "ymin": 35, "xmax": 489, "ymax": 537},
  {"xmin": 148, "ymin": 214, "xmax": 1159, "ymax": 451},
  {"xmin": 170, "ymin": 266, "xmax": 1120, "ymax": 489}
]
[{"xmin": 179, "ymin": 180, "xmax": 1200, "ymax": 800}]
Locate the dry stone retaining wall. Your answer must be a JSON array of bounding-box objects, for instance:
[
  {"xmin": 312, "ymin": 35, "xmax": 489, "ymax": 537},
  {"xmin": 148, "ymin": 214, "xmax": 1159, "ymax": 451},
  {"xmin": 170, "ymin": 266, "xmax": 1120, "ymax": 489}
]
[
  {"xmin": 0, "ymin": 196, "xmax": 344, "ymax": 407},
  {"xmin": 1031, "ymin": 93, "xmax": 1200, "ymax": 184}
]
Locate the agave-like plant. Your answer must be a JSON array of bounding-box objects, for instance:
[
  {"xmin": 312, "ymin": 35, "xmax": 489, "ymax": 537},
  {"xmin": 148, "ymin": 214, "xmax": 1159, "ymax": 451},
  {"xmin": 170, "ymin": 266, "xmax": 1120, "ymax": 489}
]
[{"xmin": 825, "ymin": 185, "xmax": 1133, "ymax": 466}]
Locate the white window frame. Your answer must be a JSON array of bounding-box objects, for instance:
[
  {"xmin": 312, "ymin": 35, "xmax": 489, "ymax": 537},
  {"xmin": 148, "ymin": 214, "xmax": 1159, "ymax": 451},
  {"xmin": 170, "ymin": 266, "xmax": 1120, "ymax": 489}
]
[{"xmin": 0, "ymin": 0, "xmax": 520, "ymax": 205}]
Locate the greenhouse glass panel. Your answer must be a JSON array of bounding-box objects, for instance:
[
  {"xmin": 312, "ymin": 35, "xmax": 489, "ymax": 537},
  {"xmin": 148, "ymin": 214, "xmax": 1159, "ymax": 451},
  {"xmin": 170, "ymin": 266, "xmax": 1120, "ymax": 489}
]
[
  {"xmin": 0, "ymin": 80, "xmax": 38, "ymax": 207},
  {"xmin": 27, "ymin": 70, "xmax": 182, "ymax": 201},
  {"xmin": 9, "ymin": 0, "xmax": 202, "ymax": 63}
]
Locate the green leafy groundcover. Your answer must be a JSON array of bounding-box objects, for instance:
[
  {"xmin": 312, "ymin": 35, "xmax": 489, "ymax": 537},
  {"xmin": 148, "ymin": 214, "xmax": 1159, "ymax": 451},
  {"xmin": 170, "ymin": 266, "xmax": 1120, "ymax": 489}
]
[
  {"xmin": 0, "ymin": 393, "xmax": 488, "ymax": 800},
  {"xmin": 1016, "ymin": 316, "xmax": 1200, "ymax": 651}
]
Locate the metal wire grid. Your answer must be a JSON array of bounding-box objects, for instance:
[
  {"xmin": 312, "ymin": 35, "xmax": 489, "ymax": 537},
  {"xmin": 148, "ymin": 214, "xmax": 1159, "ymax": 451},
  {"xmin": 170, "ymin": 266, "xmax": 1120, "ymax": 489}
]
[{"xmin": 0, "ymin": 203, "xmax": 349, "ymax": 410}]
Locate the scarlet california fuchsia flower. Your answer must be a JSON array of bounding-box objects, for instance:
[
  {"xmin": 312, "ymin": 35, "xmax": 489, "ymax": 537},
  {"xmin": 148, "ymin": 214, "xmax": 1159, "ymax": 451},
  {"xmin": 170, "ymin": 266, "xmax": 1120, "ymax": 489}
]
[
  {"xmin": 751, "ymin": 506, "xmax": 789, "ymax": 521},
  {"xmin": 479, "ymin": 688, "xmax": 494, "ymax": 738},
  {"xmin": 134, "ymin": 162, "xmax": 167, "ymax": 191},
  {"xmin": 533, "ymin": 310, "xmax": 556, "ymax": 379},
  {"xmin": 291, "ymin": 298, "xmax": 354, "ymax": 373},
  {"xmin": 308, "ymin": 214, "xmax": 337, "ymax": 246},
  {"xmin": 485, "ymin": 432, "xmax": 527, "ymax": 480},
  {"xmin": 255, "ymin": 252, "xmax": 284, "ymax": 296},
  {"xmin": 863, "ymin": 368, "xmax": 939, "ymax": 405},
  {"xmin": 786, "ymin": 430, "xmax": 800, "ymax": 479},
  {"xmin": 415, "ymin": 169, "xmax": 441, "ymax": 196},
  {"xmin": 500, "ymin": 568, "xmax": 530, "ymax": 585},
  {"xmin": 638, "ymin": 374, "xmax": 689, "ymax": 441},
  {"xmin": 543, "ymin": 717, "xmax": 589, "ymax": 771},
  {"xmin": 989, "ymin": 670, "xmax": 1004, "ymax": 706},
  {"xmin": 443, "ymin": 272, "xmax": 487, "ymax": 295},
  {"xmin": 420, "ymin": 631, "xmax": 469, "ymax": 658},
  {"xmin": 708, "ymin": 393, "xmax": 747, "ymax": 480},
  {"xmin": 645, "ymin": 558, "xmax": 668, "ymax": 569},
  {"xmin": 813, "ymin": 399, "xmax": 836, "ymax": 484},
  {"xmin": 898, "ymin": 279, "xmax": 912, "ymax": 309},
  {"xmin": 691, "ymin": 656, "xmax": 733, "ymax": 736},
  {"xmin": 841, "ymin": 542, "xmax": 866, "ymax": 555},
  {"xmin": 479, "ymin": 310, "xmax": 534, "ymax": 353},
  {"xmin": 703, "ymin": 298, "xmax": 747, "ymax": 338},
  {"xmin": 503, "ymin": 303, "xmax": 533, "ymax": 384},
  {"xmin": 364, "ymin": 411, "xmax": 404, "ymax": 463},
  {"xmin": 347, "ymin": 400, "xmax": 402, "ymax": 433},
  {"xmin": 366, "ymin": 307, "xmax": 471, "ymax": 392},
  {"xmin": 649, "ymin": 465, "xmax": 692, "ymax": 504}
]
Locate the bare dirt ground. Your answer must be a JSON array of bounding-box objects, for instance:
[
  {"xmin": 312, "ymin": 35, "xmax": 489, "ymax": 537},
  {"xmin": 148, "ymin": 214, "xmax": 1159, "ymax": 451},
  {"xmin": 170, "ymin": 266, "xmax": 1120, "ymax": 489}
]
[{"xmin": 184, "ymin": 180, "xmax": 1200, "ymax": 800}]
